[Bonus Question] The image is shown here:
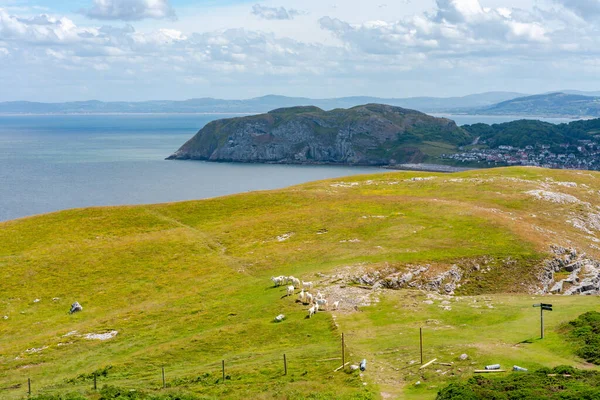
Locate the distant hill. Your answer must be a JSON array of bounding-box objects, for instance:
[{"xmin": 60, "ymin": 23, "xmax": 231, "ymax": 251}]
[
  {"xmin": 462, "ymin": 118, "xmax": 600, "ymax": 148},
  {"xmin": 471, "ymin": 92, "xmax": 600, "ymax": 117},
  {"xmin": 0, "ymin": 92, "xmax": 525, "ymax": 114},
  {"xmin": 167, "ymin": 104, "xmax": 471, "ymax": 166}
]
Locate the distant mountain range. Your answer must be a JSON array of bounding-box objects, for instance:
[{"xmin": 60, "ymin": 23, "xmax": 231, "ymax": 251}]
[
  {"xmin": 0, "ymin": 92, "xmax": 524, "ymax": 115},
  {"xmin": 3, "ymin": 91, "xmax": 600, "ymax": 117},
  {"xmin": 469, "ymin": 92, "xmax": 600, "ymax": 117}
]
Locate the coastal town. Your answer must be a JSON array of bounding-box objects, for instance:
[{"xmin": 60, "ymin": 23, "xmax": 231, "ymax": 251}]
[{"xmin": 442, "ymin": 139, "xmax": 600, "ymax": 171}]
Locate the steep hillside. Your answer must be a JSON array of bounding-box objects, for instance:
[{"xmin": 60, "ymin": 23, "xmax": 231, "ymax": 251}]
[
  {"xmin": 474, "ymin": 92, "xmax": 600, "ymax": 117},
  {"xmin": 1, "ymin": 167, "xmax": 600, "ymax": 399},
  {"xmin": 167, "ymin": 104, "xmax": 470, "ymax": 166}
]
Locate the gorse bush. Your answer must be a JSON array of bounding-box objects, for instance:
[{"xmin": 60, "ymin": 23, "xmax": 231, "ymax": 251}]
[
  {"xmin": 565, "ymin": 311, "xmax": 600, "ymax": 364},
  {"xmin": 436, "ymin": 367, "xmax": 600, "ymax": 400}
]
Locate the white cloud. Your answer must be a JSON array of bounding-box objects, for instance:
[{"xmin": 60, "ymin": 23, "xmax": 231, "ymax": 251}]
[
  {"xmin": 251, "ymin": 4, "xmax": 303, "ymax": 20},
  {"xmin": 1, "ymin": 0, "xmax": 600, "ymax": 101},
  {"xmin": 81, "ymin": 0, "xmax": 176, "ymax": 21},
  {"xmin": 319, "ymin": 0, "xmax": 550, "ymax": 56}
]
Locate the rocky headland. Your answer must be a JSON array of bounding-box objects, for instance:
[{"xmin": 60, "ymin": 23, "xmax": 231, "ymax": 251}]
[{"xmin": 167, "ymin": 104, "xmax": 470, "ymax": 166}]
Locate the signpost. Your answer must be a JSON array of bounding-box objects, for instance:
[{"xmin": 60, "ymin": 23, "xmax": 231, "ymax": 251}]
[{"xmin": 533, "ymin": 303, "xmax": 553, "ymax": 339}]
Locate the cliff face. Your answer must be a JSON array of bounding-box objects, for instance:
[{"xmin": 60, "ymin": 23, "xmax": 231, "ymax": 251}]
[{"xmin": 167, "ymin": 104, "xmax": 471, "ymax": 166}]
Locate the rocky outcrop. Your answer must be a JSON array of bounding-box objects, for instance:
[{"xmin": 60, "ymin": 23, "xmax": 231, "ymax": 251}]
[
  {"xmin": 538, "ymin": 245, "xmax": 600, "ymax": 295},
  {"xmin": 167, "ymin": 104, "xmax": 470, "ymax": 166}
]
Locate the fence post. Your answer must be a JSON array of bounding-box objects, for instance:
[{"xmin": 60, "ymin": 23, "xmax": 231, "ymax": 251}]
[
  {"xmin": 162, "ymin": 367, "xmax": 166, "ymax": 389},
  {"xmin": 341, "ymin": 333, "xmax": 345, "ymax": 371},
  {"xmin": 222, "ymin": 360, "xmax": 225, "ymax": 383},
  {"xmin": 420, "ymin": 327, "xmax": 423, "ymax": 365},
  {"xmin": 284, "ymin": 354, "xmax": 287, "ymax": 376},
  {"xmin": 28, "ymin": 378, "xmax": 31, "ymax": 396}
]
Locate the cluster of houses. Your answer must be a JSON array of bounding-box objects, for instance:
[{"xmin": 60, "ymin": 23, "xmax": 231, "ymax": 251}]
[{"xmin": 442, "ymin": 140, "xmax": 600, "ymax": 171}]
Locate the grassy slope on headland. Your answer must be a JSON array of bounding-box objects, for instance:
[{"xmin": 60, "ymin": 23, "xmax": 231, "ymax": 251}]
[{"xmin": 1, "ymin": 167, "xmax": 599, "ymax": 400}]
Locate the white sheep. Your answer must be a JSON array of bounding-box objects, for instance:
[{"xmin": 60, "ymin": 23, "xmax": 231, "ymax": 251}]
[
  {"xmin": 298, "ymin": 289, "xmax": 306, "ymax": 303},
  {"xmin": 308, "ymin": 305, "xmax": 316, "ymax": 318},
  {"xmin": 316, "ymin": 298, "xmax": 328, "ymax": 310},
  {"xmin": 332, "ymin": 301, "xmax": 340, "ymax": 310},
  {"xmin": 305, "ymin": 292, "xmax": 313, "ymax": 305},
  {"xmin": 314, "ymin": 302, "xmax": 320, "ymax": 312},
  {"xmin": 291, "ymin": 277, "xmax": 301, "ymax": 287},
  {"xmin": 271, "ymin": 276, "xmax": 284, "ymax": 287},
  {"xmin": 316, "ymin": 291, "xmax": 324, "ymax": 300},
  {"xmin": 286, "ymin": 285, "xmax": 295, "ymax": 297},
  {"xmin": 302, "ymin": 281, "xmax": 314, "ymax": 290}
]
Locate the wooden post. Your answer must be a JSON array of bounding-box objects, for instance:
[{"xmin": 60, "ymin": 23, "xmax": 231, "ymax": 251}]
[
  {"xmin": 420, "ymin": 328, "xmax": 423, "ymax": 365},
  {"xmin": 283, "ymin": 354, "xmax": 287, "ymax": 376},
  {"xmin": 341, "ymin": 333, "xmax": 345, "ymax": 371},
  {"xmin": 28, "ymin": 378, "xmax": 31, "ymax": 396},
  {"xmin": 94, "ymin": 373, "xmax": 97, "ymax": 390},
  {"xmin": 222, "ymin": 360, "xmax": 225, "ymax": 383},
  {"xmin": 541, "ymin": 306, "xmax": 544, "ymax": 339},
  {"xmin": 162, "ymin": 367, "xmax": 166, "ymax": 389}
]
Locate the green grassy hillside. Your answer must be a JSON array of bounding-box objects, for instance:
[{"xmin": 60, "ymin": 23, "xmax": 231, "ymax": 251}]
[{"xmin": 1, "ymin": 167, "xmax": 600, "ymax": 400}]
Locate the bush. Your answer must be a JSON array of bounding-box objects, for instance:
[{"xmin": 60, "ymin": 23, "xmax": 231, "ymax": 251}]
[
  {"xmin": 564, "ymin": 311, "xmax": 600, "ymax": 364},
  {"xmin": 436, "ymin": 367, "xmax": 600, "ymax": 400}
]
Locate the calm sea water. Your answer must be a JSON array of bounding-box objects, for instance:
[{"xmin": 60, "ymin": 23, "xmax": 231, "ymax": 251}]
[
  {"xmin": 0, "ymin": 113, "xmax": 583, "ymax": 222},
  {"xmin": 0, "ymin": 114, "xmax": 385, "ymax": 222}
]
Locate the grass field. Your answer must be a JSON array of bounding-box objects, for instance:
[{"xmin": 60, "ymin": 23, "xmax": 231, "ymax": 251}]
[{"xmin": 1, "ymin": 166, "xmax": 600, "ymax": 399}]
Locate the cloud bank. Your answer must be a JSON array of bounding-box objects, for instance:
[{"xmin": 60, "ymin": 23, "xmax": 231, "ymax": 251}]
[
  {"xmin": 1, "ymin": 0, "xmax": 600, "ymax": 101},
  {"xmin": 81, "ymin": 0, "xmax": 176, "ymax": 21},
  {"xmin": 251, "ymin": 4, "xmax": 303, "ymax": 20}
]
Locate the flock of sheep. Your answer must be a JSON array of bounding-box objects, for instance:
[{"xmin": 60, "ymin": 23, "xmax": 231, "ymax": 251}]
[{"xmin": 271, "ymin": 275, "xmax": 340, "ymax": 319}]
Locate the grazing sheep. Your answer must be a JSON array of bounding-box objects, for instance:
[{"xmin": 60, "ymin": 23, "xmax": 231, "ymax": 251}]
[
  {"xmin": 314, "ymin": 302, "xmax": 319, "ymax": 312},
  {"xmin": 316, "ymin": 291, "xmax": 324, "ymax": 300},
  {"xmin": 298, "ymin": 289, "xmax": 306, "ymax": 303},
  {"xmin": 316, "ymin": 298, "xmax": 328, "ymax": 310},
  {"xmin": 308, "ymin": 305, "xmax": 316, "ymax": 318},
  {"xmin": 302, "ymin": 281, "xmax": 314, "ymax": 290},
  {"xmin": 305, "ymin": 292, "xmax": 313, "ymax": 305},
  {"xmin": 286, "ymin": 285, "xmax": 295, "ymax": 297},
  {"xmin": 271, "ymin": 276, "xmax": 285, "ymax": 287},
  {"xmin": 291, "ymin": 277, "xmax": 301, "ymax": 287},
  {"xmin": 332, "ymin": 301, "xmax": 340, "ymax": 310},
  {"xmin": 69, "ymin": 302, "xmax": 83, "ymax": 314}
]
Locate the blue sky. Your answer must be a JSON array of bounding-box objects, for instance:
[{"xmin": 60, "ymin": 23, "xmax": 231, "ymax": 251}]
[{"xmin": 1, "ymin": 0, "xmax": 600, "ymax": 102}]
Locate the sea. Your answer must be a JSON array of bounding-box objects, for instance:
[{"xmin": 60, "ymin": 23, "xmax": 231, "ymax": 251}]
[{"xmin": 0, "ymin": 113, "xmax": 581, "ymax": 222}]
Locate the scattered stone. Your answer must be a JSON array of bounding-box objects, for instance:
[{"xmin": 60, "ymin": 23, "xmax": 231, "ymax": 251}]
[
  {"xmin": 459, "ymin": 354, "xmax": 469, "ymax": 361},
  {"xmin": 415, "ymin": 381, "xmax": 421, "ymax": 386},
  {"xmin": 423, "ymin": 300, "xmax": 434, "ymax": 305},
  {"xmin": 350, "ymin": 365, "xmax": 360, "ymax": 371},
  {"xmin": 276, "ymin": 233, "xmax": 294, "ymax": 242},
  {"xmin": 25, "ymin": 346, "xmax": 48, "ymax": 354},
  {"xmin": 69, "ymin": 302, "xmax": 83, "ymax": 314},
  {"xmin": 63, "ymin": 331, "xmax": 78, "ymax": 337},
  {"xmin": 33, "ymin": 299, "xmax": 40, "ymax": 303},
  {"xmin": 526, "ymin": 190, "xmax": 585, "ymax": 205},
  {"xmin": 84, "ymin": 331, "xmax": 118, "ymax": 341},
  {"xmin": 52, "ymin": 297, "xmax": 60, "ymax": 301}
]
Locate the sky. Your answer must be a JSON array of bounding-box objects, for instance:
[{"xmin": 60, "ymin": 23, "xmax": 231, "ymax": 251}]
[{"xmin": 1, "ymin": 0, "xmax": 600, "ymax": 101}]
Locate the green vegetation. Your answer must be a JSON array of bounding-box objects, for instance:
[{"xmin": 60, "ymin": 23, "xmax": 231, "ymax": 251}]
[
  {"xmin": 562, "ymin": 311, "xmax": 600, "ymax": 365},
  {"xmin": 436, "ymin": 366, "xmax": 600, "ymax": 400},
  {"xmin": 1, "ymin": 167, "xmax": 600, "ymax": 399},
  {"xmin": 462, "ymin": 118, "xmax": 600, "ymax": 148}
]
